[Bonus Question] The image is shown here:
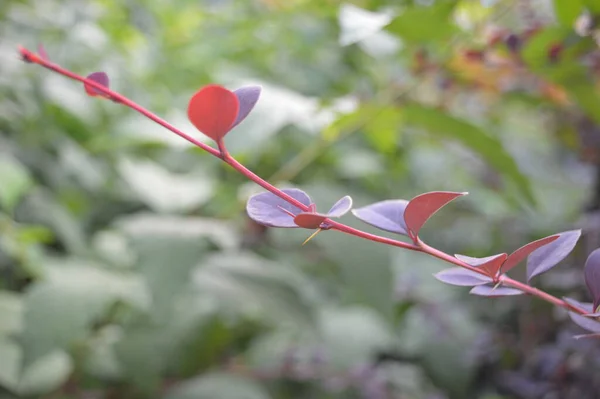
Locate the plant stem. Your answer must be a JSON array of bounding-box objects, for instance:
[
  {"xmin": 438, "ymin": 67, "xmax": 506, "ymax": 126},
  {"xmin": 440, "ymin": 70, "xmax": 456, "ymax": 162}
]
[
  {"xmin": 18, "ymin": 47, "xmax": 221, "ymax": 158},
  {"xmin": 18, "ymin": 46, "xmax": 587, "ymax": 316}
]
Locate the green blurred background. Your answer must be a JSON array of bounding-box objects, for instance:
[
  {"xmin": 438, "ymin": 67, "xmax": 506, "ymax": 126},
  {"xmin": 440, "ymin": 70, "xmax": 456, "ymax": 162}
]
[{"xmin": 2, "ymin": 0, "xmax": 600, "ymax": 398}]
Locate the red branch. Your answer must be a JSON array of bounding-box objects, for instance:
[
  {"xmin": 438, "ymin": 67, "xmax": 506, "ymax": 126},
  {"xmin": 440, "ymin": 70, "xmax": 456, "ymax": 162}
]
[{"xmin": 17, "ymin": 46, "xmax": 587, "ymax": 316}]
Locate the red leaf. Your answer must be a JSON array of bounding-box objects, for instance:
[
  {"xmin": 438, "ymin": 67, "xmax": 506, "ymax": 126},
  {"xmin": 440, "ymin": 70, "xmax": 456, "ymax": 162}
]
[
  {"xmin": 294, "ymin": 213, "xmax": 327, "ymax": 229},
  {"xmin": 455, "ymin": 253, "xmax": 507, "ymax": 277},
  {"xmin": 480, "ymin": 254, "xmax": 507, "ymax": 276},
  {"xmin": 84, "ymin": 72, "xmax": 110, "ymax": 97},
  {"xmin": 404, "ymin": 191, "xmax": 467, "ymax": 239},
  {"xmin": 187, "ymin": 85, "xmax": 239, "ymax": 141},
  {"xmin": 501, "ymin": 235, "xmax": 559, "ymax": 274}
]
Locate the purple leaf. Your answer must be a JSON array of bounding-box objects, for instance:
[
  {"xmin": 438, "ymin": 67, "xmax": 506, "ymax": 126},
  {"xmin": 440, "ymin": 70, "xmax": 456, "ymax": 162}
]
[
  {"xmin": 246, "ymin": 188, "xmax": 311, "ymax": 228},
  {"xmin": 327, "ymin": 196, "xmax": 353, "ymax": 217},
  {"xmin": 501, "ymin": 235, "xmax": 559, "ymax": 274},
  {"xmin": 469, "ymin": 285, "xmax": 523, "ymax": 297},
  {"xmin": 568, "ymin": 311, "xmax": 600, "ymax": 333},
  {"xmin": 563, "ymin": 297, "xmax": 594, "ymax": 313},
  {"xmin": 526, "ymin": 230, "xmax": 581, "ymax": 282},
  {"xmin": 84, "ymin": 72, "xmax": 110, "ymax": 97},
  {"xmin": 351, "ymin": 200, "xmax": 408, "ymax": 235},
  {"xmin": 455, "ymin": 253, "xmax": 507, "ymax": 277},
  {"xmin": 433, "ymin": 268, "xmax": 492, "ymax": 286},
  {"xmin": 232, "ymin": 86, "xmax": 261, "ymax": 128},
  {"xmin": 584, "ymin": 248, "xmax": 600, "ymax": 311},
  {"xmin": 38, "ymin": 44, "xmax": 49, "ymax": 61},
  {"xmin": 294, "ymin": 213, "xmax": 328, "ymax": 229},
  {"xmin": 404, "ymin": 191, "xmax": 467, "ymax": 239}
]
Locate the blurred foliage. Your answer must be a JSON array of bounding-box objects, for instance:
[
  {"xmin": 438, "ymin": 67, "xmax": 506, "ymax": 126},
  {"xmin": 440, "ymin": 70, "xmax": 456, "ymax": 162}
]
[{"xmin": 2, "ymin": 0, "xmax": 600, "ymax": 398}]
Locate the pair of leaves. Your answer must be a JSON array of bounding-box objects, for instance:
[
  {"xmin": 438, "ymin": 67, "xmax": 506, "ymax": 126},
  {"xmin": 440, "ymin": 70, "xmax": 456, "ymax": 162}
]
[
  {"xmin": 434, "ymin": 230, "xmax": 581, "ymax": 296},
  {"xmin": 534, "ymin": 246, "xmax": 600, "ymax": 339},
  {"xmin": 352, "ymin": 191, "xmax": 467, "ymax": 242},
  {"xmin": 246, "ymin": 189, "xmax": 352, "ymax": 230},
  {"xmin": 247, "ymin": 190, "xmax": 466, "ymax": 244},
  {"xmin": 433, "ymin": 267, "xmax": 523, "ymax": 297},
  {"xmin": 187, "ymin": 85, "xmax": 261, "ymax": 141},
  {"xmin": 564, "ymin": 297, "xmax": 600, "ymax": 339},
  {"xmin": 295, "ymin": 196, "xmax": 352, "ymax": 229},
  {"xmin": 81, "ymin": 68, "xmax": 262, "ymax": 143}
]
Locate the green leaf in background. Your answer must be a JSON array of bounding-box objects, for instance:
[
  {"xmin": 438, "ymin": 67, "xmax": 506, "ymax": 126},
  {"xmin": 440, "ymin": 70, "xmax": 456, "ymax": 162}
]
[
  {"xmin": 21, "ymin": 263, "xmax": 148, "ymax": 366},
  {"xmin": 567, "ymin": 83, "xmax": 600, "ymax": 125},
  {"xmin": 117, "ymin": 213, "xmax": 240, "ymax": 251},
  {"xmin": 92, "ymin": 229, "xmax": 136, "ymax": 268},
  {"xmin": 553, "ymin": 0, "xmax": 584, "ymax": 26},
  {"xmin": 402, "ymin": 104, "xmax": 535, "ymax": 205},
  {"xmin": 171, "ymin": 312, "xmax": 236, "ymax": 376},
  {"xmin": 245, "ymin": 328, "xmax": 314, "ymax": 371},
  {"xmin": 117, "ymin": 213, "xmax": 239, "ymax": 320},
  {"xmin": 520, "ymin": 27, "xmax": 568, "ymax": 70},
  {"xmin": 122, "ymin": 221, "xmax": 210, "ymax": 321},
  {"xmin": 583, "ymin": 0, "xmax": 600, "ymax": 13},
  {"xmin": 83, "ymin": 325, "xmax": 123, "ymax": 381},
  {"xmin": 0, "ymin": 340, "xmax": 20, "ymax": 392},
  {"xmin": 317, "ymin": 231, "xmax": 395, "ymax": 318},
  {"xmin": 118, "ymin": 158, "xmax": 215, "ymax": 213},
  {"xmin": 192, "ymin": 253, "xmax": 316, "ymax": 327},
  {"xmin": 322, "ymin": 106, "xmax": 369, "ymax": 142},
  {"xmin": 15, "ymin": 225, "xmax": 53, "ymax": 246},
  {"xmin": 17, "ymin": 350, "xmax": 73, "ymax": 397},
  {"xmin": 114, "ymin": 329, "xmax": 170, "ymax": 391},
  {"xmin": 0, "ymin": 342, "xmax": 73, "ymax": 396},
  {"xmin": 320, "ymin": 306, "xmax": 394, "ymax": 370},
  {"xmin": 163, "ymin": 373, "xmax": 271, "ymax": 399},
  {"xmin": 0, "ymin": 292, "xmax": 22, "ymax": 337},
  {"xmin": 23, "ymin": 192, "xmax": 87, "ymax": 255},
  {"xmin": 363, "ymin": 105, "xmax": 404, "ymax": 154},
  {"xmin": 322, "ymin": 103, "xmax": 403, "ymax": 153},
  {"xmin": 387, "ymin": 1, "xmax": 457, "ymax": 43},
  {"xmin": 398, "ymin": 306, "xmax": 480, "ymax": 399},
  {"xmin": 0, "ymin": 155, "xmax": 33, "ymax": 213}
]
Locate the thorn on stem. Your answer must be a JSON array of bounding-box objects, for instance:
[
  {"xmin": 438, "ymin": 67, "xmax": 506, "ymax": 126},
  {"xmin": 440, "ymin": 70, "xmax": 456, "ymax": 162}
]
[{"xmin": 302, "ymin": 229, "xmax": 322, "ymax": 246}]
